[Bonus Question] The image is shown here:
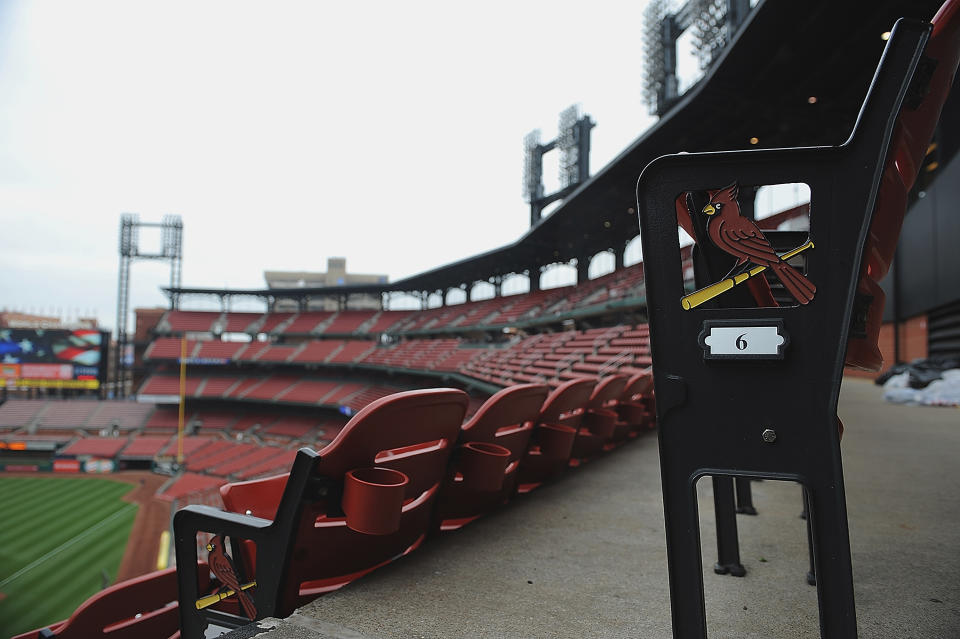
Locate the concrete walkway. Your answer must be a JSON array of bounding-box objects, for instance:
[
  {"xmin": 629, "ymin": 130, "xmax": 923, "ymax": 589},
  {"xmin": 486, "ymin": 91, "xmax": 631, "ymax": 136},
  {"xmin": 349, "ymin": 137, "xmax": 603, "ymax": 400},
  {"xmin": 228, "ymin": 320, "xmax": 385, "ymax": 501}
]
[{"xmin": 225, "ymin": 379, "xmax": 960, "ymax": 638}]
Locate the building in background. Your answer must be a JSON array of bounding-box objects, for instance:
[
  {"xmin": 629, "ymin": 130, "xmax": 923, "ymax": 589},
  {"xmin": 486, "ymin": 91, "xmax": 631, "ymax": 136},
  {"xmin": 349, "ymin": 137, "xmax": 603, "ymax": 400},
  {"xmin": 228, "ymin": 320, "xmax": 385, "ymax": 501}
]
[{"xmin": 265, "ymin": 258, "xmax": 387, "ymax": 311}]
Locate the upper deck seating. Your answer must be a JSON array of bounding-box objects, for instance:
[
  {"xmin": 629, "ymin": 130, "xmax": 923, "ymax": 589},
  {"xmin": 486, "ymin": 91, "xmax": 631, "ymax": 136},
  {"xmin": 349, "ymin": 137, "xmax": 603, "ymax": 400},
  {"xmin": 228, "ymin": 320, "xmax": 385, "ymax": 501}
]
[
  {"xmin": 175, "ymin": 388, "xmax": 469, "ymax": 633},
  {"xmin": 165, "ymin": 310, "xmax": 219, "ymax": 333},
  {"xmin": 195, "ymin": 340, "xmax": 247, "ymax": 360},
  {"xmin": 363, "ymin": 310, "xmax": 413, "ymax": 333},
  {"xmin": 222, "ymin": 312, "xmax": 264, "ymax": 333},
  {"xmin": 327, "ymin": 340, "xmax": 376, "ymax": 364},
  {"xmin": 257, "ymin": 313, "xmax": 295, "ymax": 335},
  {"xmin": 436, "ymin": 383, "xmax": 549, "ymax": 530},
  {"xmin": 281, "ymin": 312, "xmax": 334, "ymax": 335},
  {"xmin": 291, "ymin": 340, "xmax": 344, "ymax": 363},
  {"xmin": 321, "ymin": 311, "xmax": 376, "ymax": 334}
]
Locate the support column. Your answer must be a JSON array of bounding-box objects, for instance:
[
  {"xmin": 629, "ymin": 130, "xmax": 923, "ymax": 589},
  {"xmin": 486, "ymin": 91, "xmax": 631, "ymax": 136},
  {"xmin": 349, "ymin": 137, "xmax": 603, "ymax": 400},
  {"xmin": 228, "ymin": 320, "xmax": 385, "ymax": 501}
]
[
  {"xmin": 529, "ymin": 267, "xmax": 541, "ymax": 292},
  {"xmin": 614, "ymin": 245, "xmax": 625, "ymax": 271},
  {"xmin": 576, "ymin": 257, "xmax": 590, "ymax": 285}
]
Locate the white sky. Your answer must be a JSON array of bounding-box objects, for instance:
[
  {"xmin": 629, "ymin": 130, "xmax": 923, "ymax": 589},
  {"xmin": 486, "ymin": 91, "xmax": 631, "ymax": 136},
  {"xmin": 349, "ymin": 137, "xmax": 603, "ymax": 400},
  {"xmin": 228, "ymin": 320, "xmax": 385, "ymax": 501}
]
[
  {"xmin": 0, "ymin": 1, "xmax": 666, "ymax": 331},
  {"xmin": 3, "ymin": 1, "xmax": 802, "ymax": 332}
]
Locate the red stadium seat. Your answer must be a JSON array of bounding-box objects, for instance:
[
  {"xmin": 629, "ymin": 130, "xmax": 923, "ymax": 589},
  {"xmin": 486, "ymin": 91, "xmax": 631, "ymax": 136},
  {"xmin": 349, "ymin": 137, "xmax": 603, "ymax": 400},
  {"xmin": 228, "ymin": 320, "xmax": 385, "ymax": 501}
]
[
  {"xmin": 435, "ymin": 383, "xmax": 549, "ymax": 530},
  {"xmin": 572, "ymin": 374, "xmax": 629, "ymax": 460},
  {"xmin": 516, "ymin": 377, "xmax": 596, "ymax": 493},
  {"xmin": 11, "ymin": 566, "xmax": 209, "ymax": 639},
  {"xmin": 846, "ymin": 0, "xmax": 960, "ymax": 370},
  {"xmin": 174, "ymin": 388, "xmax": 468, "ymax": 636}
]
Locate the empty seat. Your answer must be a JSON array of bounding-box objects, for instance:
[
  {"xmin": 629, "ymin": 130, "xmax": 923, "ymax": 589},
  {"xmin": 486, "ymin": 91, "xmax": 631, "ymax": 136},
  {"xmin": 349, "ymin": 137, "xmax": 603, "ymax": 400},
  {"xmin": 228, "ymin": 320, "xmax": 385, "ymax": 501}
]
[
  {"xmin": 175, "ymin": 388, "xmax": 469, "ymax": 633},
  {"xmin": 516, "ymin": 377, "xmax": 596, "ymax": 493},
  {"xmin": 436, "ymin": 383, "xmax": 549, "ymax": 530}
]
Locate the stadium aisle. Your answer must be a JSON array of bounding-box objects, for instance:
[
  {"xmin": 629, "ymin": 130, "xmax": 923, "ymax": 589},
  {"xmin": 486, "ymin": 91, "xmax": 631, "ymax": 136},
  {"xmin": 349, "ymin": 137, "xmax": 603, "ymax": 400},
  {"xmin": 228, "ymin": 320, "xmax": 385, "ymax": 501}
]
[{"xmin": 224, "ymin": 379, "xmax": 960, "ymax": 639}]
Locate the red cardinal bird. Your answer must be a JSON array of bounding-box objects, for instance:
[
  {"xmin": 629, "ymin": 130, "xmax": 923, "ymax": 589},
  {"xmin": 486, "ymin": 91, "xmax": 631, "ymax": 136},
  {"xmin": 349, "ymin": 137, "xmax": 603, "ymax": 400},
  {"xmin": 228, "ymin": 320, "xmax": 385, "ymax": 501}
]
[
  {"xmin": 703, "ymin": 183, "xmax": 816, "ymax": 304},
  {"xmin": 207, "ymin": 534, "xmax": 257, "ymax": 619}
]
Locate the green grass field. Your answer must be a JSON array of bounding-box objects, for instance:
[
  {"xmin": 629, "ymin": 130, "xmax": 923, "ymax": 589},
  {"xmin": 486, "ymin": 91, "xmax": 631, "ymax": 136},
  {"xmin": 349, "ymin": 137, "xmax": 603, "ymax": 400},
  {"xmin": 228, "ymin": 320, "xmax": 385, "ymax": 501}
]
[{"xmin": 0, "ymin": 477, "xmax": 137, "ymax": 639}]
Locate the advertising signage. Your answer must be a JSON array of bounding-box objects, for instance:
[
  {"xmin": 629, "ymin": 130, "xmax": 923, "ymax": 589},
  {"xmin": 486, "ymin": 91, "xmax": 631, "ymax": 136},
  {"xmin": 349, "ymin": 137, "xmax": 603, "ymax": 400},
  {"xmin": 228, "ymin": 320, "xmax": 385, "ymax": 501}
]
[{"xmin": 0, "ymin": 328, "xmax": 108, "ymax": 390}]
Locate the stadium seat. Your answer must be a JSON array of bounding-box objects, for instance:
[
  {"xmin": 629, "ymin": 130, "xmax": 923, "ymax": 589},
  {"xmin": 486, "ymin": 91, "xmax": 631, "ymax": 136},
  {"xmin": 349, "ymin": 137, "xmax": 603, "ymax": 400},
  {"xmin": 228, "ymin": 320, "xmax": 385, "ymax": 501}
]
[
  {"xmin": 571, "ymin": 374, "xmax": 629, "ymax": 461},
  {"xmin": 11, "ymin": 566, "xmax": 208, "ymax": 639},
  {"xmin": 174, "ymin": 388, "xmax": 468, "ymax": 637},
  {"xmin": 516, "ymin": 377, "xmax": 596, "ymax": 493},
  {"xmin": 613, "ymin": 370, "xmax": 655, "ymax": 440},
  {"xmin": 435, "ymin": 383, "xmax": 550, "ymax": 530}
]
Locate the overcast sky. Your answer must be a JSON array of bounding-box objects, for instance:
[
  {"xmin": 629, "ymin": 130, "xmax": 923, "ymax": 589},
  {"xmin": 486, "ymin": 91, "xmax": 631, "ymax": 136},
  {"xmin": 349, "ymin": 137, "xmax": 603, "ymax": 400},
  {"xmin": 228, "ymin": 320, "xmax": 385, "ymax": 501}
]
[{"xmin": 0, "ymin": 1, "xmax": 670, "ymax": 331}]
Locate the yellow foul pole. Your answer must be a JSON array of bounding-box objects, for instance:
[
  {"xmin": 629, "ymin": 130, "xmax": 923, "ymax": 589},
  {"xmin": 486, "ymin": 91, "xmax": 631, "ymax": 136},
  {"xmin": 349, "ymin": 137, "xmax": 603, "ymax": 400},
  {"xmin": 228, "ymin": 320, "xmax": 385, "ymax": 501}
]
[{"xmin": 177, "ymin": 336, "xmax": 186, "ymax": 464}]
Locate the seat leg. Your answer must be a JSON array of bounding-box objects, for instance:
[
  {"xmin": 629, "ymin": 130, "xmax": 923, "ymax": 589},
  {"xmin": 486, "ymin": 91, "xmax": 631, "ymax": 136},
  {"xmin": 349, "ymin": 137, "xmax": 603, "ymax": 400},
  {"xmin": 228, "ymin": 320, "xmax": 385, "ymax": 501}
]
[
  {"xmin": 713, "ymin": 476, "xmax": 746, "ymax": 577},
  {"xmin": 735, "ymin": 477, "xmax": 757, "ymax": 515},
  {"xmin": 807, "ymin": 482, "xmax": 858, "ymax": 638},
  {"xmin": 803, "ymin": 488, "xmax": 816, "ymax": 586},
  {"xmin": 662, "ymin": 470, "xmax": 709, "ymax": 639}
]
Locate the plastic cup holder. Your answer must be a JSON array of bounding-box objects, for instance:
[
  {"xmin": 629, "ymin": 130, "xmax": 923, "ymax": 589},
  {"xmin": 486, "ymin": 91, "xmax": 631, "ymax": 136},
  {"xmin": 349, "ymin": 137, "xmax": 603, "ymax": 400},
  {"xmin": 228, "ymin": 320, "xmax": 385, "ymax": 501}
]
[
  {"xmin": 584, "ymin": 408, "xmax": 618, "ymax": 438},
  {"xmin": 537, "ymin": 422, "xmax": 577, "ymax": 459},
  {"xmin": 459, "ymin": 441, "xmax": 511, "ymax": 492},
  {"xmin": 342, "ymin": 467, "xmax": 409, "ymax": 535}
]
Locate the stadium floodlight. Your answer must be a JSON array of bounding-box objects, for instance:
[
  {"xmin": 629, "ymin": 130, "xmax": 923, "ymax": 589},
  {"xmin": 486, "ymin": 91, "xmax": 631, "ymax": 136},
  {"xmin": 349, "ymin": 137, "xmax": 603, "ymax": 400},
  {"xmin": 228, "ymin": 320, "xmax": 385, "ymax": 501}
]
[
  {"xmin": 115, "ymin": 214, "xmax": 183, "ymax": 399},
  {"xmin": 690, "ymin": 0, "xmax": 729, "ymax": 71},
  {"xmin": 522, "ymin": 129, "xmax": 544, "ymax": 203},
  {"xmin": 558, "ymin": 105, "xmax": 580, "ymax": 189},
  {"xmin": 642, "ymin": 0, "xmax": 753, "ymax": 116},
  {"xmin": 523, "ymin": 106, "xmax": 594, "ymax": 227}
]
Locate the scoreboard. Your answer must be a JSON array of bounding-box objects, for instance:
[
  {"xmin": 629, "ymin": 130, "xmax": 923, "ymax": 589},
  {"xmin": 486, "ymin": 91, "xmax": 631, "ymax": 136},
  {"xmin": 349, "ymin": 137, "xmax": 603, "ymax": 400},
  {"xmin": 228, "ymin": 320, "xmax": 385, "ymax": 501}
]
[{"xmin": 0, "ymin": 328, "xmax": 108, "ymax": 390}]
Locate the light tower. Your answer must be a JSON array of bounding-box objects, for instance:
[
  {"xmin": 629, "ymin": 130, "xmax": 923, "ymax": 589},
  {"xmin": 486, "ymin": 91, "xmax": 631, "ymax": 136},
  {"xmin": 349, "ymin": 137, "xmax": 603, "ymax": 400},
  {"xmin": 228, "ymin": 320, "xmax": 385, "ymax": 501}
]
[
  {"xmin": 523, "ymin": 105, "xmax": 595, "ymax": 227},
  {"xmin": 114, "ymin": 214, "xmax": 183, "ymax": 397}
]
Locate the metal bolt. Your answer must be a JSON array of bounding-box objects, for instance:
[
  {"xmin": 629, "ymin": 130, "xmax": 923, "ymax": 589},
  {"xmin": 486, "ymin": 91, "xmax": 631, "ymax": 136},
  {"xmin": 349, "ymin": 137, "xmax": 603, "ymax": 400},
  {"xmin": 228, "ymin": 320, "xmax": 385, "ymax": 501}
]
[{"xmin": 762, "ymin": 428, "xmax": 777, "ymax": 443}]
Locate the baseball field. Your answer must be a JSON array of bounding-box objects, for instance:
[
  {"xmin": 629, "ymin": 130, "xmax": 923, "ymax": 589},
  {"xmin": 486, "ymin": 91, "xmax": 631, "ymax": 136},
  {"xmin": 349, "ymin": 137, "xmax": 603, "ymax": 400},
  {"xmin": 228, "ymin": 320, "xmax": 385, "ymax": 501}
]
[{"xmin": 0, "ymin": 477, "xmax": 138, "ymax": 639}]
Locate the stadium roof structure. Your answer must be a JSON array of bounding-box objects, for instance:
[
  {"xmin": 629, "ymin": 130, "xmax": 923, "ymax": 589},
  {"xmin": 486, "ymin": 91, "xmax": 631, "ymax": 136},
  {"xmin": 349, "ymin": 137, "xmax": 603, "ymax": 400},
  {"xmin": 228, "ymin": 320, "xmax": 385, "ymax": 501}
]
[{"xmin": 163, "ymin": 0, "xmax": 951, "ymax": 306}]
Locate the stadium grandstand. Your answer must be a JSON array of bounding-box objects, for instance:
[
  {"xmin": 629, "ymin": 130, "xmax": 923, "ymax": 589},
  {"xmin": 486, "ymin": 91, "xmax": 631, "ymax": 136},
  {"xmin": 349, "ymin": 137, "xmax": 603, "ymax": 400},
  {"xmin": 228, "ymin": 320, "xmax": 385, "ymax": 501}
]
[{"xmin": 4, "ymin": 0, "xmax": 960, "ymax": 637}]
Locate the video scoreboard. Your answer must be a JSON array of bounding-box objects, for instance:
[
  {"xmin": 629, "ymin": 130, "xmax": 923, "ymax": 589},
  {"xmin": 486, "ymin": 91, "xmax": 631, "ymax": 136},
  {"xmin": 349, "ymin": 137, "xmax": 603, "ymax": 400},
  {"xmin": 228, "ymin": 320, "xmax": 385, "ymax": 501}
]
[{"xmin": 0, "ymin": 328, "xmax": 108, "ymax": 390}]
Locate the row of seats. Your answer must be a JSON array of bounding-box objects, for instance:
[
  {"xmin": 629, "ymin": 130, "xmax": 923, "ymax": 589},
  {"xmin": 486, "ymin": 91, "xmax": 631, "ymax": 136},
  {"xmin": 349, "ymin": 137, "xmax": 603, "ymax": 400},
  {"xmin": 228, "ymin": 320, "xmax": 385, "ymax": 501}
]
[
  {"xmin": 152, "ymin": 260, "xmax": 653, "ymax": 339},
  {"xmin": 138, "ymin": 374, "xmax": 408, "ymax": 412},
  {"xmin": 141, "ymin": 324, "xmax": 650, "ymax": 384},
  {"xmin": 15, "ymin": 376, "xmax": 655, "ymax": 638},
  {"xmin": 0, "ymin": 400, "xmax": 154, "ymax": 431}
]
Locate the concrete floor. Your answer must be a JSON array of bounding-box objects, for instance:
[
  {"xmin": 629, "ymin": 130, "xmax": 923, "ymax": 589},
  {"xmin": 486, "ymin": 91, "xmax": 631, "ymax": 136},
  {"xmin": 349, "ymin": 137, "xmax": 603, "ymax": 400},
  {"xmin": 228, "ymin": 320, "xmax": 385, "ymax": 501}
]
[{"xmin": 223, "ymin": 379, "xmax": 960, "ymax": 638}]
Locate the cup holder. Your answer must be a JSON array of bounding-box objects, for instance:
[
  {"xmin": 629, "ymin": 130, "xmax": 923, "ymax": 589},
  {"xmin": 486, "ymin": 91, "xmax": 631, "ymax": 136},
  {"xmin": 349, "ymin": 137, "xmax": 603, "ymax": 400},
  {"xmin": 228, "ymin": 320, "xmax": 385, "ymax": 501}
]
[
  {"xmin": 584, "ymin": 408, "xmax": 618, "ymax": 438},
  {"xmin": 537, "ymin": 422, "xmax": 577, "ymax": 459},
  {"xmin": 459, "ymin": 441, "xmax": 511, "ymax": 492},
  {"xmin": 342, "ymin": 467, "xmax": 409, "ymax": 535}
]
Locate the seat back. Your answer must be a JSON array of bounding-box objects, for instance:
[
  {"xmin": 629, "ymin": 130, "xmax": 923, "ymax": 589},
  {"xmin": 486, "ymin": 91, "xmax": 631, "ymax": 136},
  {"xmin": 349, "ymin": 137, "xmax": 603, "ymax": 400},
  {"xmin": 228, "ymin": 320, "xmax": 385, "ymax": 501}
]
[
  {"xmin": 538, "ymin": 377, "xmax": 596, "ymax": 429},
  {"xmin": 461, "ymin": 383, "xmax": 549, "ymax": 453},
  {"xmin": 587, "ymin": 375, "xmax": 628, "ymax": 410},
  {"xmin": 12, "ymin": 566, "xmax": 207, "ymax": 639},
  {"xmin": 176, "ymin": 389, "xmax": 468, "ymax": 637},
  {"xmin": 434, "ymin": 383, "xmax": 549, "ymax": 528},
  {"xmin": 620, "ymin": 371, "xmax": 654, "ymax": 402},
  {"xmin": 847, "ymin": 0, "xmax": 960, "ymax": 369},
  {"xmin": 272, "ymin": 388, "xmax": 469, "ymax": 608}
]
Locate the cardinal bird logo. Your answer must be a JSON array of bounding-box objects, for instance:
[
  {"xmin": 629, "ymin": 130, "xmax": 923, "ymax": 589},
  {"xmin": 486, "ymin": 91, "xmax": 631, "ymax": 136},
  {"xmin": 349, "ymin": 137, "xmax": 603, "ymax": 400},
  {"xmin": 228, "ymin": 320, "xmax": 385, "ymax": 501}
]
[
  {"xmin": 687, "ymin": 182, "xmax": 816, "ymax": 308},
  {"xmin": 206, "ymin": 535, "xmax": 257, "ymax": 619}
]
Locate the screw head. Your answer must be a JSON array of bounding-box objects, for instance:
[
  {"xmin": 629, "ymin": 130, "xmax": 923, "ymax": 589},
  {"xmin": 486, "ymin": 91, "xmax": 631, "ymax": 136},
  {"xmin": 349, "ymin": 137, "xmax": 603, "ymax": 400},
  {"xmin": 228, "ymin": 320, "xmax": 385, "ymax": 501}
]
[{"xmin": 762, "ymin": 428, "xmax": 777, "ymax": 443}]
